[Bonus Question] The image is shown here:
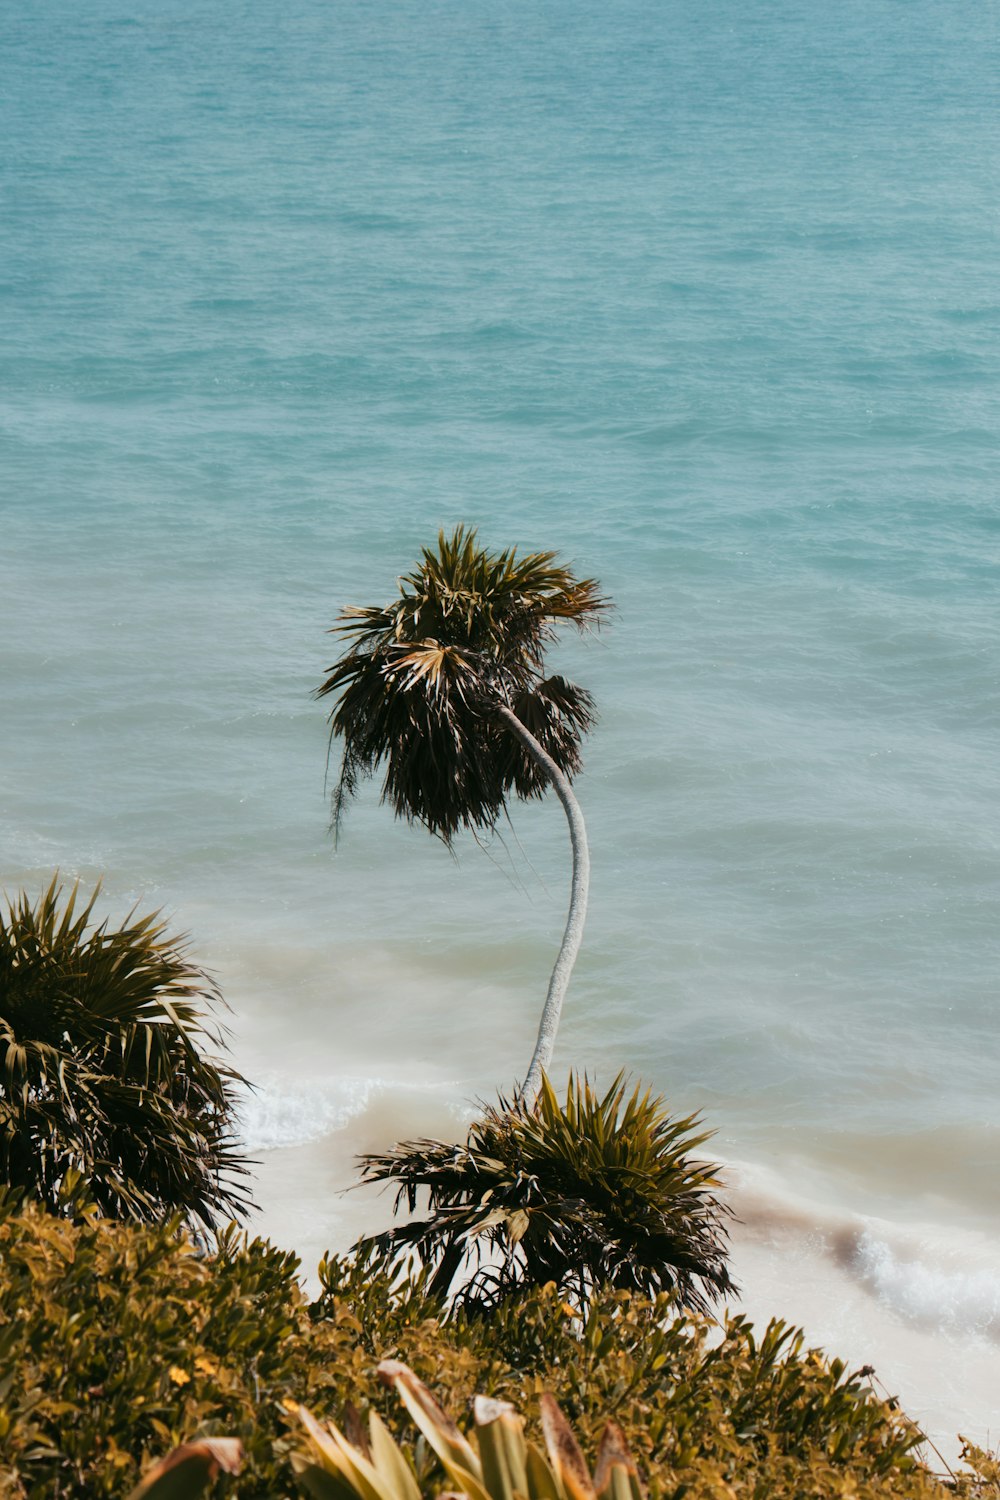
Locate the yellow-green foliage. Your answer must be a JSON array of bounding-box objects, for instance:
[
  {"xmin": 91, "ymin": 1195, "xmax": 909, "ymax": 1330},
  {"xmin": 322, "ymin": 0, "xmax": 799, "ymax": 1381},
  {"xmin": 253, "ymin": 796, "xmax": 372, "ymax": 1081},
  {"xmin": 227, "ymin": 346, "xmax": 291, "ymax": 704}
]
[
  {"xmin": 0, "ymin": 1201, "xmax": 349, "ymax": 1497},
  {"xmin": 956, "ymin": 1446, "xmax": 1000, "ymax": 1499},
  {"xmin": 317, "ymin": 1253, "xmax": 953, "ymax": 1500},
  {"xmin": 0, "ymin": 1201, "xmax": 987, "ymax": 1499}
]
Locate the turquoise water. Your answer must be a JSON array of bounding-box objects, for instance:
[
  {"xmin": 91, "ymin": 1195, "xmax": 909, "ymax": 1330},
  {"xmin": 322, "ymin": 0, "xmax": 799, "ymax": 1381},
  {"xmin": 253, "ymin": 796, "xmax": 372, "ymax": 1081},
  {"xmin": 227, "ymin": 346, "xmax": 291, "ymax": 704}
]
[{"xmin": 3, "ymin": 0, "xmax": 1000, "ymax": 1439}]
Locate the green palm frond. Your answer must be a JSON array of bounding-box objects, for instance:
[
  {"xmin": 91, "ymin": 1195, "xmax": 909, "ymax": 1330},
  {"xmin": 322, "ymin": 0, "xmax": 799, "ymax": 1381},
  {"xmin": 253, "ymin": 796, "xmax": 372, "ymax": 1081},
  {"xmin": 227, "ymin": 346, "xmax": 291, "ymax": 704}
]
[
  {"xmin": 500, "ymin": 677, "xmax": 598, "ymax": 800},
  {"xmin": 355, "ymin": 1073, "xmax": 734, "ymax": 1315},
  {"xmin": 317, "ymin": 527, "xmax": 610, "ymax": 842},
  {"xmin": 0, "ymin": 877, "xmax": 252, "ymax": 1229}
]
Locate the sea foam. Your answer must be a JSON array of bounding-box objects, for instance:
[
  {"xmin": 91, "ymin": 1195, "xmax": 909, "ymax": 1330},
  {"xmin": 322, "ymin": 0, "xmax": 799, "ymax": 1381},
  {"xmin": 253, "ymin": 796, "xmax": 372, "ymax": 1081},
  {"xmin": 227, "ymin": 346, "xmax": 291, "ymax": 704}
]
[
  {"xmin": 236, "ymin": 1076, "xmax": 379, "ymax": 1153},
  {"xmin": 852, "ymin": 1230, "xmax": 1000, "ymax": 1342},
  {"xmin": 236, "ymin": 1073, "xmax": 473, "ymax": 1155}
]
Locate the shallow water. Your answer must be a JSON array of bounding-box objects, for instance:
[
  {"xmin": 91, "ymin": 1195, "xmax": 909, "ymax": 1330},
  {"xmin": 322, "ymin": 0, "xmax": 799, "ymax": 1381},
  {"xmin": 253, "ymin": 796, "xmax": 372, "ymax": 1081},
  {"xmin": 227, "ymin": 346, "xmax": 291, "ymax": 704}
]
[{"xmin": 3, "ymin": 0, "xmax": 999, "ymax": 1457}]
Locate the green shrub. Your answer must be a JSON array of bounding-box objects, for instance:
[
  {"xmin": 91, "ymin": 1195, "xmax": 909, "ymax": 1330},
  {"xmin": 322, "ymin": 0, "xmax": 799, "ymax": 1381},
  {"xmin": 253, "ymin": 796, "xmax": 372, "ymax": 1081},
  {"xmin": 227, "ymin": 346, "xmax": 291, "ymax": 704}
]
[
  {"xmin": 316, "ymin": 1252, "xmax": 947, "ymax": 1500},
  {"xmin": 0, "ymin": 1201, "xmax": 345, "ymax": 1497},
  {"xmin": 956, "ymin": 1446, "xmax": 1000, "ymax": 1499},
  {"xmin": 0, "ymin": 1200, "xmax": 965, "ymax": 1498}
]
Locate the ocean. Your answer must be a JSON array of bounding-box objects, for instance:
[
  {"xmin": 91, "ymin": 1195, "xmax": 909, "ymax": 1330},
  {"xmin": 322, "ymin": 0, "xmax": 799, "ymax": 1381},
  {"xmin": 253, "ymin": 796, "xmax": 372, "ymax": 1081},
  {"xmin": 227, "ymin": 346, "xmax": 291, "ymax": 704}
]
[{"xmin": 2, "ymin": 0, "xmax": 999, "ymax": 1459}]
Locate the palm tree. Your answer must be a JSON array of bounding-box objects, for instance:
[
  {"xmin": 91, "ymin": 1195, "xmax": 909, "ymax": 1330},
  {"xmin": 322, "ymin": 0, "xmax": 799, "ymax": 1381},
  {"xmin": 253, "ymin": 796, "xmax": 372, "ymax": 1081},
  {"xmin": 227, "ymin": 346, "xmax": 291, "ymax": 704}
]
[
  {"xmin": 0, "ymin": 877, "xmax": 252, "ymax": 1229},
  {"xmin": 320, "ymin": 537, "xmax": 735, "ymax": 1312},
  {"xmin": 355, "ymin": 1073, "xmax": 735, "ymax": 1314},
  {"xmin": 317, "ymin": 526, "xmax": 609, "ymax": 1098}
]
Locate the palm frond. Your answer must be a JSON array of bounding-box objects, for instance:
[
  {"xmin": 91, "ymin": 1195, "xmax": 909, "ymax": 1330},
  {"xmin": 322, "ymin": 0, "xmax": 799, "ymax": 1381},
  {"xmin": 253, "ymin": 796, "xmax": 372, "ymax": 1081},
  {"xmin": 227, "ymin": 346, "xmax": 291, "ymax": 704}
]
[
  {"xmin": 0, "ymin": 878, "xmax": 253, "ymax": 1229},
  {"xmin": 317, "ymin": 528, "xmax": 610, "ymax": 843},
  {"xmin": 499, "ymin": 677, "xmax": 598, "ymax": 799},
  {"xmin": 355, "ymin": 1073, "xmax": 734, "ymax": 1316}
]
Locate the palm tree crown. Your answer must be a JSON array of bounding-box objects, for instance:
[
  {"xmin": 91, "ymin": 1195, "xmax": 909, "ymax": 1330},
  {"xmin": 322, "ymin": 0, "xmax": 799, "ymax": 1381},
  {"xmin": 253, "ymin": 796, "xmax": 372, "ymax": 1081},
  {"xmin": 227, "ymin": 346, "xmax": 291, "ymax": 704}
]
[
  {"xmin": 0, "ymin": 878, "xmax": 251, "ymax": 1229},
  {"xmin": 317, "ymin": 526, "xmax": 609, "ymax": 841}
]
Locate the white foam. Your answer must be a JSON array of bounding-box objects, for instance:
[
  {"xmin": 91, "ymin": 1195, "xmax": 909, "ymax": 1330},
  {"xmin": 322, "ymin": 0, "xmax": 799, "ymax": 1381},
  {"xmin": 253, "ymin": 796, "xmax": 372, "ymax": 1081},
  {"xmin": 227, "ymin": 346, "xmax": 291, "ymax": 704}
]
[
  {"xmin": 728, "ymin": 1157, "xmax": 1000, "ymax": 1341},
  {"xmin": 852, "ymin": 1230, "xmax": 1000, "ymax": 1341},
  {"xmin": 235, "ymin": 1072, "xmax": 473, "ymax": 1153},
  {"xmin": 236, "ymin": 1075, "xmax": 378, "ymax": 1152}
]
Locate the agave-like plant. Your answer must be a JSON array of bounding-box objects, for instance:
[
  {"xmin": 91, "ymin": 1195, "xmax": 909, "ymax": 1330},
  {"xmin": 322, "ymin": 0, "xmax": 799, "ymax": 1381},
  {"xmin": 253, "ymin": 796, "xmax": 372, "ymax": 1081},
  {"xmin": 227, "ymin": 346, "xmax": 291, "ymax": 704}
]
[
  {"xmin": 318, "ymin": 526, "xmax": 610, "ymax": 1100},
  {"xmin": 355, "ymin": 1073, "xmax": 734, "ymax": 1314},
  {"xmin": 295, "ymin": 1358, "xmax": 644, "ymax": 1500},
  {"xmin": 0, "ymin": 877, "xmax": 252, "ymax": 1229}
]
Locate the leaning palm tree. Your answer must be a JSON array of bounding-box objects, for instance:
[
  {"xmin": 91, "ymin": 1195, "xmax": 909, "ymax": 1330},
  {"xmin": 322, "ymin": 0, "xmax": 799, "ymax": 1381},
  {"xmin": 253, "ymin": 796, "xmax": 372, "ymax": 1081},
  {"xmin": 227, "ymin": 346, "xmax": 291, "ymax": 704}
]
[
  {"xmin": 0, "ymin": 877, "xmax": 252, "ymax": 1229},
  {"xmin": 317, "ymin": 526, "xmax": 609, "ymax": 1098}
]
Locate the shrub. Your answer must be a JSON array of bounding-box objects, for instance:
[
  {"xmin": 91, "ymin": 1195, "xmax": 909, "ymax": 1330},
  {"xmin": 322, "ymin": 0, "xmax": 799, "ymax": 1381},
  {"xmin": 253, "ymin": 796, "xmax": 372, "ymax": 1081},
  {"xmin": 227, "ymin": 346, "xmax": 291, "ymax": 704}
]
[
  {"xmin": 0, "ymin": 1199, "xmax": 963, "ymax": 1498},
  {"xmin": 0, "ymin": 1200, "xmax": 341, "ymax": 1497},
  {"xmin": 0, "ymin": 878, "xmax": 250, "ymax": 1228},
  {"xmin": 316, "ymin": 1252, "xmax": 947, "ymax": 1500}
]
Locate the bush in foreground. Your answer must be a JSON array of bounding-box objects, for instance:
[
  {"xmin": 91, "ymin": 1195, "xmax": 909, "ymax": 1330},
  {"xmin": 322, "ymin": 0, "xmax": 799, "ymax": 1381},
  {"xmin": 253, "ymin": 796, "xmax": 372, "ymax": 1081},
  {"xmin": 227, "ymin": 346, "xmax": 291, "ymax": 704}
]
[{"xmin": 0, "ymin": 1199, "xmax": 976, "ymax": 1499}]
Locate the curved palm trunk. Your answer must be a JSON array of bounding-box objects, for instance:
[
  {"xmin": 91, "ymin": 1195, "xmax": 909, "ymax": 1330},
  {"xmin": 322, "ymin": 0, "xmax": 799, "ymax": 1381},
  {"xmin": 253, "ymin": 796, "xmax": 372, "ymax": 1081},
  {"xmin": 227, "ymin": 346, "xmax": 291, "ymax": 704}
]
[{"xmin": 494, "ymin": 704, "xmax": 590, "ymax": 1105}]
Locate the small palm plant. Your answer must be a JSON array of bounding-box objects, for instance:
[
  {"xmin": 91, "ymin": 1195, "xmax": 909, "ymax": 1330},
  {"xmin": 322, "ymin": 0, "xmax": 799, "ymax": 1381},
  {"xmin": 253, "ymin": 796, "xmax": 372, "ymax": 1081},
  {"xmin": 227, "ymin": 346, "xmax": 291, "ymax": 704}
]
[
  {"xmin": 318, "ymin": 526, "xmax": 609, "ymax": 1099},
  {"xmin": 0, "ymin": 877, "xmax": 252, "ymax": 1229},
  {"xmin": 355, "ymin": 1073, "xmax": 735, "ymax": 1314}
]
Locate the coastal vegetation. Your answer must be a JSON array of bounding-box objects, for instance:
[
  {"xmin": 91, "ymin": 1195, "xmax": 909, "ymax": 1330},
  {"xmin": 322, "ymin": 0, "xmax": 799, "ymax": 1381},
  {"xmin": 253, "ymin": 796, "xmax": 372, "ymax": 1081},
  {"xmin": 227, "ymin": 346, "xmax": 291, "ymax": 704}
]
[
  {"xmin": 295, "ymin": 1356, "xmax": 647, "ymax": 1500},
  {"xmin": 4, "ymin": 1195, "xmax": 988, "ymax": 1499},
  {"xmin": 355, "ymin": 1073, "xmax": 734, "ymax": 1314},
  {"xmin": 0, "ymin": 879, "xmax": 251, "ymax": 1230},
  {"xmin": 1, "ymin": 537, "xmax": 994, "ymax": 1497},
  {"xmin": 0, "ymin": 872, "xmax": 992, "ymax": 1495},
  {"xmin": 317, "ymin": 536, "xmax": 732, "ymax": 1331}
]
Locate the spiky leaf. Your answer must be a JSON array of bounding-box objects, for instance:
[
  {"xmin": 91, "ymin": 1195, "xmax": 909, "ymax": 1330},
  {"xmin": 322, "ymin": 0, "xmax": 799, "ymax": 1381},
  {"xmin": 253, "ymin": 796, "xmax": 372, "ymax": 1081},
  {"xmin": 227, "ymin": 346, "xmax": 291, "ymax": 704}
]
[
  {"xmin": 356, "ymin": 1072, "xmax": 734, "ymax": 1314},
  {"xmin": 0, "ymin": 878, "xmax": 252, "ymax": 1229}
]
